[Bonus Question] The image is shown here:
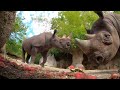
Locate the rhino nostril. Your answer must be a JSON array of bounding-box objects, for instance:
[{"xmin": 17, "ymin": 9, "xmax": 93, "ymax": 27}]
[
  {"xmin": 67, "ymin": 42, "xmax": 70, "ymax": 46},
  {"xmin": 96, "ymin": 56, "xmax": 104, "ymax": 64}
]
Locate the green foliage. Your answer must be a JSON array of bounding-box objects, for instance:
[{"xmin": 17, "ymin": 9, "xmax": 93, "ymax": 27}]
[
  {"xmin": 51, "ymin": 11, "xmax": 98, "ymax": 48},
  {"xmin": 34, "ymin": 53, "xmax": 42, "ymax": 64},
  {"xmin": 114, "ymin": 11, "xmax": 120, "ymax": 14},
  {"xmin": 49, "ymin": 48, "xmax": 62, "ymax": 57},
  {"xmin": 6, "ymin": 12, "xmax": 28, "ymax": 57}
]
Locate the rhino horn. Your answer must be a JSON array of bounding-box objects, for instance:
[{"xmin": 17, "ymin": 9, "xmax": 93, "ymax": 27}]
[
  {"xmin": 94, "ymin": 11, "xmax": 104, "ymax": 19},
  {"xmin": 85, "ymin": 34, "xmax": 96, "ymax": 39},
  {"xmin": 75, "ymin": 38, "xmax": 91, "ymax": 54},
  {"xmin": 62, "ymin": 35, "xmax": 66, "ymax": 38}
]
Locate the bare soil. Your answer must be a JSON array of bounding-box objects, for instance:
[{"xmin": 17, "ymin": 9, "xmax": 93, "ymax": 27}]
[{"xmin": 0, "ymin": 53, "xmax": 118, "ymax": 79}]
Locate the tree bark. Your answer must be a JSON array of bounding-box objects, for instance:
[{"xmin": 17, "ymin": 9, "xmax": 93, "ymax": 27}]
[{"xmin": 0, "ymin": 11, "xmax": 16, "ymax": 51}]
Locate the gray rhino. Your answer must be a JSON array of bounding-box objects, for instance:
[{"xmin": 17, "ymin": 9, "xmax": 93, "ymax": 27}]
[
  {"xmin": 22, "ymin": 30, "xmax": 71, "ymax": 67},
  {"xmin": 75, "ymin": 11, "xmax": 120, "ymax": 69}
]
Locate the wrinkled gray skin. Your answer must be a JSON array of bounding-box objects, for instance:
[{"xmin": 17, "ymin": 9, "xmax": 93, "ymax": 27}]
[
  {"xmin": 22, "ymin": 30, "xmax": 71, "ymax": 67},
  {"xmin": 75, "ymin": 11, "xmax": 120, "ymax": 69}
]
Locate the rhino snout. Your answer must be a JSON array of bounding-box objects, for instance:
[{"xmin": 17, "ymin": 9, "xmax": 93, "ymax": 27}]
[{"xmin": 66, "ymin": 42, "xmax": 71, "ymax": 48}]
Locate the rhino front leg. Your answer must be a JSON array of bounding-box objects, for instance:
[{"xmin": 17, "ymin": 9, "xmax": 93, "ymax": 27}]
[
  {"xmin": 22, "ymin": 47, "xmax": 26, "ymax": 63},
  {"xmin": 26, "ymin": 54, "xmax": 31, "ymax": 63},
  {"xmin": 30, "ymin": 55, "xmax": 36, "ymax": 64},
  {"xmin": 40, "ymin": 51, "xmax": 48, "ymax": 67},
  {"xmin": 29, "ymin": 47, "xmax": 37, "ymax": 64}
]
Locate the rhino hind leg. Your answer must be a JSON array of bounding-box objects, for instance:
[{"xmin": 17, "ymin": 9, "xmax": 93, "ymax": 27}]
[
  {"xmin": 40, "ymin": 52, "xmax": 48, "ymax": 67},
  {"xmin": 30, "ymin": 55, "xmax": 36, "ymax": 64},
  {"xmin": 22, "ymin": 46, "xmax": 26, "ymax": 63}
]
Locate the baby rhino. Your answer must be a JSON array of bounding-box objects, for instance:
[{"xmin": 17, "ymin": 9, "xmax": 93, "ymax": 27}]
[{"xmin": 22, "ymin": 30, "xmax": 71, "ymax": 67}]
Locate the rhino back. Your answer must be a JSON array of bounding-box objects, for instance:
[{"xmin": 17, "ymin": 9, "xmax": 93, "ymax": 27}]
[
  {"xmin": 31, "ymin": 32, "xmax": 53, "ymax": 47},
  {"xmin": 91, "ymin": 13, "xmax": 120, "ymax": 37},
  {"xmin": 113, "ymin": 13, "xmax": 120, "ymax": 38}
]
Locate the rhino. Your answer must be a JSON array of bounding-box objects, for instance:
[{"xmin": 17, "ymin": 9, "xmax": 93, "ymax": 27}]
[
  {"xmin": 22, "ymin": 30, "xmax": 71, "ymax": 67},
  {"xmin": 75, "ymin": 11, "xmax": 120, "ymax": 69}
]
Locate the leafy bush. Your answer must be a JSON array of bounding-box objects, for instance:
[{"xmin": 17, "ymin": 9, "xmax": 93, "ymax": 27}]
[{"xmin": 50, "ymin": 11, "xmax": 98, "ymax": 56}]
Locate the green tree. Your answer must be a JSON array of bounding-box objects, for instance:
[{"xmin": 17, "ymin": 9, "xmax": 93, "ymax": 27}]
[
  {"xmin": 51, "ymin": 11, "xmax": 98, "ymax": 48},
  {"xmin": 114, "ymin": 11, "xmax": 120, "ymax": 14},
  {"xmin": 50, "ymin": 11, "xmax": 99, "ymax": 66},
  {"xmin": 29, "ymin": 11, "xmax": 99, "ymax": 65},
  {"xmin": 6, "ymin": 12, "xmax": 28, "ymax": 57}
]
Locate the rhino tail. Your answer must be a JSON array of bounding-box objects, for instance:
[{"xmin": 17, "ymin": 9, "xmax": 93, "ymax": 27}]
[{"xmin": 22, "ymin": 46, "xmax": 26, "ymax": 63}]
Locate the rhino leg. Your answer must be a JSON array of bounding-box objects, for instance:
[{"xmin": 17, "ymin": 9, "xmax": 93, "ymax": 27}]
[
  {"xmin": 22, "ymin": 56, "xmax": 25, "ymax": 63},
  {"xmin": 26, "ymin": 54, "xmax": 31, "ymax": 63},
  {"xmin": 29, "ymin": 47, "xmax": 37, "ymax": 64},
  {"xmin": 40, "ymin": 51, "xmax": 48, "ymax": 67},
  {"xmin": 30, "ymin": 55, "xmax": 36, "ymax": 64},
  {"xmin": 22, "ymin": 46, "xmax": 26, "ymax": 63}
]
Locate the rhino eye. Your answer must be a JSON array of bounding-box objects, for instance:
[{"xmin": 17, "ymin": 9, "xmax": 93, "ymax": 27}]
[
  {"xmin": 102, "ymin": 33, "xmax": 112, "ymax": 45},
  {"xmin": 60, "ymin": 41, "xmax": 62, "ymax": 43},
  {"xmin": 104, "ymin": 34, "xmax": 110, "ymax": 38}
]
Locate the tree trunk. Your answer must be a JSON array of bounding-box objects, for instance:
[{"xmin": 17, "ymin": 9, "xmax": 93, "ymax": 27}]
[{"xmin": 0, "ymin": 11, "xmax": 16, "ymax": 51}]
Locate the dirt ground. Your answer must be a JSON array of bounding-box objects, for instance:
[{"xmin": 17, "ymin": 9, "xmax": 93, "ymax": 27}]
[{"xmin": 0, "ymin": 53, "xmax": 119, "ymax": 79}]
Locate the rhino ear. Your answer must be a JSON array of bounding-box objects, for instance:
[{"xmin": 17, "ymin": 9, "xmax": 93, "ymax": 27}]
[
  {"xmin": 86, "ymin": 29, "xmax": 92, "ymax": 34},
  {"xmin": 85, "ymin": 27, "xmax": 92, "ymax": 34},
  {"xmin": 94, "ymin": 11, "xmax": 104, "ymax": 19},
  {"xmin": 62, "ymin": 34, "xmax": 66, "ymax": 38},
  {"xmin": 52, "ymin": 30, "xmax": 57, "ymax": 38}
]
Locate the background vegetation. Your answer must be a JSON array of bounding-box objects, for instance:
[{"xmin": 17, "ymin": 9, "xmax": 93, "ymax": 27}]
[
  {"xmin": 6, "ymin": 12, "xmax": 28, "ymax": 57},
  {"xmin": 5, "ymin": 11, "xmax": 120, "ymax": 63}
]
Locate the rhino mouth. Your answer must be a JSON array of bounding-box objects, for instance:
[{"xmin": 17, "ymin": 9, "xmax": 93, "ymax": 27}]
[
  {"xmin": 60, "ymin": 44, "xmax": 71, "ymax": 52},
  {"xmin": 58, "ymin": 46, "xmax": 69, "ymax": 51},
  {"xmin": 102, "ymin": 59, "xmax": 110, "ymax": 65}
]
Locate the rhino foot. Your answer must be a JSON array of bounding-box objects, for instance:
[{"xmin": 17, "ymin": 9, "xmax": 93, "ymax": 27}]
[
  {"xmin": 68, "ymin": 64, "xmax": 85, "ymax": 70},
  {"xmin": 75, "ymin": 64, "xmax": 85, "ymax": 70},
  {"xmin": 40, "ymin": 63, "xmax": 45, "ymax": 67}
]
